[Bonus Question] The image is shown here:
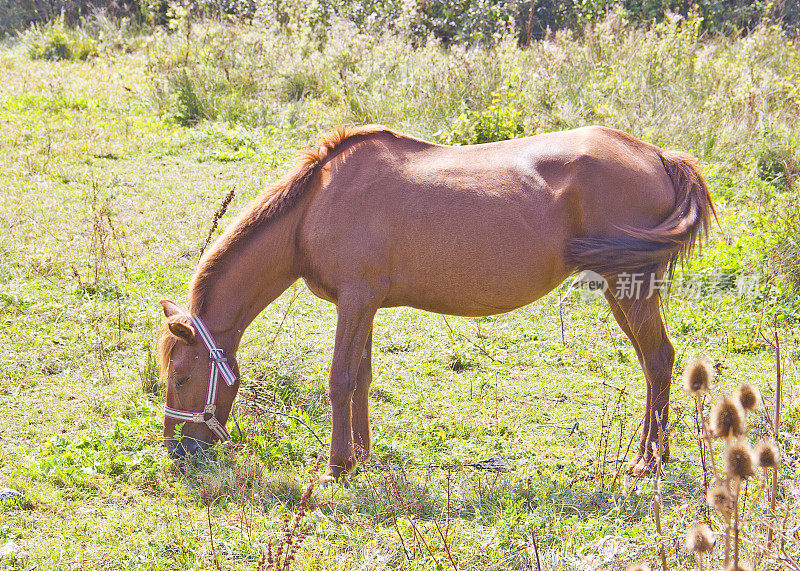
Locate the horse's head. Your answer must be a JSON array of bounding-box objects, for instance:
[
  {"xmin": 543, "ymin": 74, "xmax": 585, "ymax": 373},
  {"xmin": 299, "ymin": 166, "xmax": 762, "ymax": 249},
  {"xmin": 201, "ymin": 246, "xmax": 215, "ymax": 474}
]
[{"xmin": 158, "ymin": 300, "xmax": 239, "ymax": 459}]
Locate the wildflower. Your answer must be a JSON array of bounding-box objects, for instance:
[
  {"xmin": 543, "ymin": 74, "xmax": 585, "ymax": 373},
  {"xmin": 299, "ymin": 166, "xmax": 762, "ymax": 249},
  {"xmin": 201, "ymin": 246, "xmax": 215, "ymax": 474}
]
[
  {"xmin": 754, "ymin": 441, "xmax": 780, "ymax": 469},
  {"xmin": 685, "ymin": 522, "xmax": 715, "ymax": 553},
  {"xmin": 726, "ymin": 442, "xmax": 755, "ymax": 479},
  {"xmin": 710, "ymin": 397, "xmax": 745, "ymax": 438},
  {"xmin": 683, "ymin": 356, "xmax": 714, "ymax": 394}
]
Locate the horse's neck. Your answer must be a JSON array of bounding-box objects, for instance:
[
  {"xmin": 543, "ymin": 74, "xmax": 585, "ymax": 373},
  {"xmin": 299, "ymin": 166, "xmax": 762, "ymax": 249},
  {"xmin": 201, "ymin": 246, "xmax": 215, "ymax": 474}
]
[{"xmin": 190, "ymin": 209, "xmax": 301, "ymax": 347}]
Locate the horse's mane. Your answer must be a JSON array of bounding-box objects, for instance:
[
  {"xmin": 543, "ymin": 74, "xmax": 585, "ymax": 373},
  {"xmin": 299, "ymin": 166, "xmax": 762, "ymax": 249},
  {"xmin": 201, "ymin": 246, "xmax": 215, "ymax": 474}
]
[
  {"xmin": 187, "ymin": 124, "xmax": 398, "ymax": 316},
  {"xmin": 157, "ymin": 320, "xmax": 177, "ymax": 380}
]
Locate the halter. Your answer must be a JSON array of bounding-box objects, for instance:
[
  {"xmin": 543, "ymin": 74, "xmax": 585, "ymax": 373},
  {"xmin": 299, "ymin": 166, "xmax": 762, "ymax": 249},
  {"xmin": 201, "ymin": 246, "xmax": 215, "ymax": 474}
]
[{"xmin": 164, "ymin": 315, "xmax": 237, "ymax": 442}]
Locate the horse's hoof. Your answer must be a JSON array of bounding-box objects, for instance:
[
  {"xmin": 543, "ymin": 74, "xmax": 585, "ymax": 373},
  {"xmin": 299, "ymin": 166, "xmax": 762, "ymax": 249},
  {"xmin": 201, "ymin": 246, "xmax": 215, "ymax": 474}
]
[
  {"xmin": 628, "ymin": 456, "xmax": 657, "ymax": 476},
  {"xmin": 320, "ymin": 469, "xmax": 350, "ymax": 488}
]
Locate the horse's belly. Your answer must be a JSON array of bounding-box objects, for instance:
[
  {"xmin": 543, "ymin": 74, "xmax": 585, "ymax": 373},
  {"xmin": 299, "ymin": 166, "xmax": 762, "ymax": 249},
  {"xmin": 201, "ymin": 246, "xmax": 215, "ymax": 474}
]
[{"xmin": 381, "ymin": 243, "xmax": 570, "ymax": 316}]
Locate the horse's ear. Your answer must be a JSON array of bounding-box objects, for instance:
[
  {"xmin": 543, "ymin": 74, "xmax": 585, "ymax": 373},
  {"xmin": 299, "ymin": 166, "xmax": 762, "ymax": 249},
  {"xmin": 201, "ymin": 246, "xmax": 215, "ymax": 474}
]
[
  {"xmin": 167, "ymin": 318, "xmax": 196, "ymax": 344},
  {"xmin": 160, "ymin": 299, "xmax": 186, "ymax": 318},
  {"xmin": 160, "ymin": 300, "xmax": 196, "ymax": 344}
]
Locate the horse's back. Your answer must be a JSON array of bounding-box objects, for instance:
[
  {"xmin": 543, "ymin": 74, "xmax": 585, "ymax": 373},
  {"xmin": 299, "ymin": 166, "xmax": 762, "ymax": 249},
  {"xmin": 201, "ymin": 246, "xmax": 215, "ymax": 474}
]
[{"xmin": 297, "ymin": 126, "xmax": 677, "ymax": 314}]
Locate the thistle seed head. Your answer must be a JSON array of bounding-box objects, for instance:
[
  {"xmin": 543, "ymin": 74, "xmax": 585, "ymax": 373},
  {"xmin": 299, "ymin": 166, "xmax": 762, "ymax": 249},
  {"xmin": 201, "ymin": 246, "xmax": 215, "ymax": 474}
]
[
  {"xmin": 683, "ymin": 356, "xmax": 714, "ymax": 394},
  {"xmin": 754, "ymin": 440, "xmax": 780, "ymax": 469},
  {"xmin": 710, "ymin": 397, "xmax": 745, "ymax": 438},
  {"xmin": 685, "ymin": 522, "xmax": 715, "ymax": 553},
  {"xmin": 707, "ymin": 483, "xmax": 733, "ymax": 517},
  {"xmin": 726, "ymin": 442, "xmax": 755, "ymax": 479},
  {"xmin": 723, "ymin": 561, "xmax": 754, "ymax": 571},
  {"xmin": 626, "ymin": 564, "xmax": 651, "ymax": 571},
  {"xmin": 736, "ymin": 383, "xmax": 761, "ymax": 411}
]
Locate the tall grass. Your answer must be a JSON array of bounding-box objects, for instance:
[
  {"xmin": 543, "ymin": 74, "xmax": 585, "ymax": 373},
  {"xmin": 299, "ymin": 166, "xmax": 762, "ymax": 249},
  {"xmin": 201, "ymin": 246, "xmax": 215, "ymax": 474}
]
[
  {"xmin": 143, "ymin": 13, "xmax": 800, "ymax": 153},
  {"xmin": 142, "ymin": 13, "xmax": 800, "ymax": 294},
  {"xmin": 21, "ymin": 15, "xmax": 99, "ymax": 61}
]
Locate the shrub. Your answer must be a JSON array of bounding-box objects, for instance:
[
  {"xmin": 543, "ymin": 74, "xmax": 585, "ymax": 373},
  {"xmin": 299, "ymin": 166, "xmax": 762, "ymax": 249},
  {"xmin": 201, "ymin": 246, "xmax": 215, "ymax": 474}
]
[
  {"xmin": 22, "ymin": 16, "xmax": 99, "ymax": 61},
  {"xmin": 85, "ymin": 11, "xmax": 146, "ymax": 53},
  {"xmin": 0, "ymin": 0, "xmax": 141, "ymax": 37},
  {"xmin": 280, "ymin": 67, "xmax": 324, "ymax": 102},
  {"xmin": 438, "ymin": 90, "xmax": 526, "ymax": 145},
  {"xmin": 4, "ymin": 0, "xmax": 800, "ymax": 42},
  {"xmin": 754, "ymin": 142, "xmax": 798, "ymax": 190},
  {"xmin": 410, "ymin": 0, "xmax": 519, "ymax": 46},
  {"xmin": 170, "ymin": 70, "xmax": 210, "ymax": 125}
]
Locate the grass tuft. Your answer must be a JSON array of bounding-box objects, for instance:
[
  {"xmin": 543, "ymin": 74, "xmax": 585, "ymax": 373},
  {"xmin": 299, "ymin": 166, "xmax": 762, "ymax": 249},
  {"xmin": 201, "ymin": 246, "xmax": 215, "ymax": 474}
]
[{"xmin": 21, "ymin": 16, "xmax": 98, "ymax": 61}]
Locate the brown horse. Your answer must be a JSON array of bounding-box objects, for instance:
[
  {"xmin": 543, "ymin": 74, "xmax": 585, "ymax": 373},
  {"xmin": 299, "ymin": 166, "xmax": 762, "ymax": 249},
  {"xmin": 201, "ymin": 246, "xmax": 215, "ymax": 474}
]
[{"xmin": 158, "ymin": 124, "xmax": 714, "ymax": 481}]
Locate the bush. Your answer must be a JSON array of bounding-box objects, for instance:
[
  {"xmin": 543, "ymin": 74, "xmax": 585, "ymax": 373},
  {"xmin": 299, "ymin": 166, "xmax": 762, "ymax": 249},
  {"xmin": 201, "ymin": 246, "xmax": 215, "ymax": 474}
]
[
  {"xmin": 438, "ymin": 90, "xmax": 527, "ymax": 144},
  {"xmin": 84, "ymin": 11, "xmax": 146, "ymax": 53},
  {"xmin": 280, "ymin": 67, "xmax": 325, "ymax": 102},
  {"xmin": 0, "ymin": 0, "xmax": 141, "ymax": 37},
  {"xmin": 22, "ymin": 16, "xmax": 99, "ymax": 61},
  {"xmin": 409, "ymin": 0, "xmax": 800, "ymax": 46},
  {"xmin": 4, "ymin": 0, "xmax": 800, "ymax": 43},
  {"xmin": 410, "ymin": 0, "xmax": 519, "ymax": 46}
]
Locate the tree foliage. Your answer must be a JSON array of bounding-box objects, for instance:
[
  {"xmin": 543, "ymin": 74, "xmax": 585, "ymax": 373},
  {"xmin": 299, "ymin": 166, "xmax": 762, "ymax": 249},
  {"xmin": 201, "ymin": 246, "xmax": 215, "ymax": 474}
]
[{"xmin": 2, "ymin": 0, "xmax": 799, "ymax": 41}]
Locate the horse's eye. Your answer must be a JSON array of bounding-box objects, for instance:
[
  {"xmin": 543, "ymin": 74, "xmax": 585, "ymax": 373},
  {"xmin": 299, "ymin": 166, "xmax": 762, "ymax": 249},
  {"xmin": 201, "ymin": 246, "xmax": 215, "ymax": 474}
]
[{"xmin": 175, "ymin": 376, "xmax": 190, "ymax": 387}]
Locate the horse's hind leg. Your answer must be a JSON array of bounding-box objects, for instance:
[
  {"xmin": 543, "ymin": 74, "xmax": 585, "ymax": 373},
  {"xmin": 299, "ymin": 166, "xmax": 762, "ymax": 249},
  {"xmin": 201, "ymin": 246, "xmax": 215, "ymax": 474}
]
[
  {"xmin": 604, "ymin": 289, "xmax": 651, "ymax": 464},
  {"xmin": 604, "ymin": 274, "xmax": 675, "ymax": 475},
  {"xmin": 322, "ymin": 288, "xmax": 381, "ymax": 485}
]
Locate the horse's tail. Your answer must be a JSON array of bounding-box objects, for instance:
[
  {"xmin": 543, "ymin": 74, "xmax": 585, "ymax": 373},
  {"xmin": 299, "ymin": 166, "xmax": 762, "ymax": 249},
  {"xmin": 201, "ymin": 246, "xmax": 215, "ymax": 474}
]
[{"xmin": 566, "ymin": 150, "xmax": 717, "ymax": 278}]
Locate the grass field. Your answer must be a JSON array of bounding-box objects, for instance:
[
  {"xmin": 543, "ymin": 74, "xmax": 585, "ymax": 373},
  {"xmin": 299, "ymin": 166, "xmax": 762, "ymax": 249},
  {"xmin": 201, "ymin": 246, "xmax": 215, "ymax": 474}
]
[{"xmin": 0, "ymin": 12, "xmax": 799, "ymax": 570}]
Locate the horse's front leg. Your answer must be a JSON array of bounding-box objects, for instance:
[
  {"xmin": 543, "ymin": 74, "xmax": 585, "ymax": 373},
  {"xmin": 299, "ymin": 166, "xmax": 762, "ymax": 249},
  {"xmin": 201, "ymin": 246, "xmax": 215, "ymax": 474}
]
[
  {"xmin": 352, "ymin": 328, "xmax": 373, "ymax": 463},
  {"xmin": 322, "ymin": 289, "xmax": 380, "ymax": 485}
]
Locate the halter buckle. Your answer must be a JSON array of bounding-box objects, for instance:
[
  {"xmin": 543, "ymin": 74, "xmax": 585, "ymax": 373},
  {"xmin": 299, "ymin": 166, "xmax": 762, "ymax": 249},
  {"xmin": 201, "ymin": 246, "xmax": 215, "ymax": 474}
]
[
  {"xmin": 209, "ymin": 348, "xmax": 227, "ymax": 364},
  {"xmin": 205, "ymin": 416, "xmax": 231, "ymax": 441}
]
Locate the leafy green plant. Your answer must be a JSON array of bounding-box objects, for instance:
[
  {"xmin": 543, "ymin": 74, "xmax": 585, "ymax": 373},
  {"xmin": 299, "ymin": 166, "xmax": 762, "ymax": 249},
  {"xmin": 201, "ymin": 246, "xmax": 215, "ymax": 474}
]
[
  {"xmin": 28, "ymin": 409, "xmax": 165, "ymax": 487},
  {"xmin": 438, "ymin": 90, "xmax": 526, "ymax": 145},
  {"xmin": 21, "ymin": 16, "xmax": 98, "ymax": 61},
  {"xmin": 410, "ymin": 0, "xmax": 518, "ymax": 46}
]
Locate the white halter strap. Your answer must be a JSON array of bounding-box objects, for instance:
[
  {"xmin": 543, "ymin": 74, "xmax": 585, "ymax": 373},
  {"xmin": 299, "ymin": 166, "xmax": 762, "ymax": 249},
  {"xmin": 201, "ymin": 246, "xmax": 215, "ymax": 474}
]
[{"xmin": 164, "ymin": 315, "xmax": 236, "ymax": 442}]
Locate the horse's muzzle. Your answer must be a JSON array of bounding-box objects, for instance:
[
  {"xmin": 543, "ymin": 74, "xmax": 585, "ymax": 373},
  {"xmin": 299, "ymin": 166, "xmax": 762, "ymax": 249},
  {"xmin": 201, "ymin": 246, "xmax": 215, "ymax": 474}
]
[{"xmin": 166, "ymin": 437, "xmax": 212, "ymax": 458}]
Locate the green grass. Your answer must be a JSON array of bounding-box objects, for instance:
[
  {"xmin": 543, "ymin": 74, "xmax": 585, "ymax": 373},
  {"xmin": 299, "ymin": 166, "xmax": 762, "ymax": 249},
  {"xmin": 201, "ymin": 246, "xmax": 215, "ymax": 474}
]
[{"xmin": 0, "ymin": 14, "xmax": 799, "ymax": 570}]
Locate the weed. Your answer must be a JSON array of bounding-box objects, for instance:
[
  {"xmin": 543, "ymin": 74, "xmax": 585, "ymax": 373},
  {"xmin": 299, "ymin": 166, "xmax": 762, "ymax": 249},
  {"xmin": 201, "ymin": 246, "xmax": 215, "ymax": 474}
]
[
  {"xmin": 21, "ymin": 16, "xmax": 98, "ymax": 61},
  {"xmin": 683, "ymin": 352, "xmax": 792, "ymax": 569},
  {"xmin": 140, "ymin": 345, "xmax": 162, "ymax": 397},
  {"xmin": 260, "ymin": 463, "xmax": 319, "ymax": 570},
  {"xmin": 27, "ymin": 409, "xmax": 165, "ymax": 488},
  {"xmin": 438, "ymin": 89, "xmax": 526, "ymax": 145}
]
